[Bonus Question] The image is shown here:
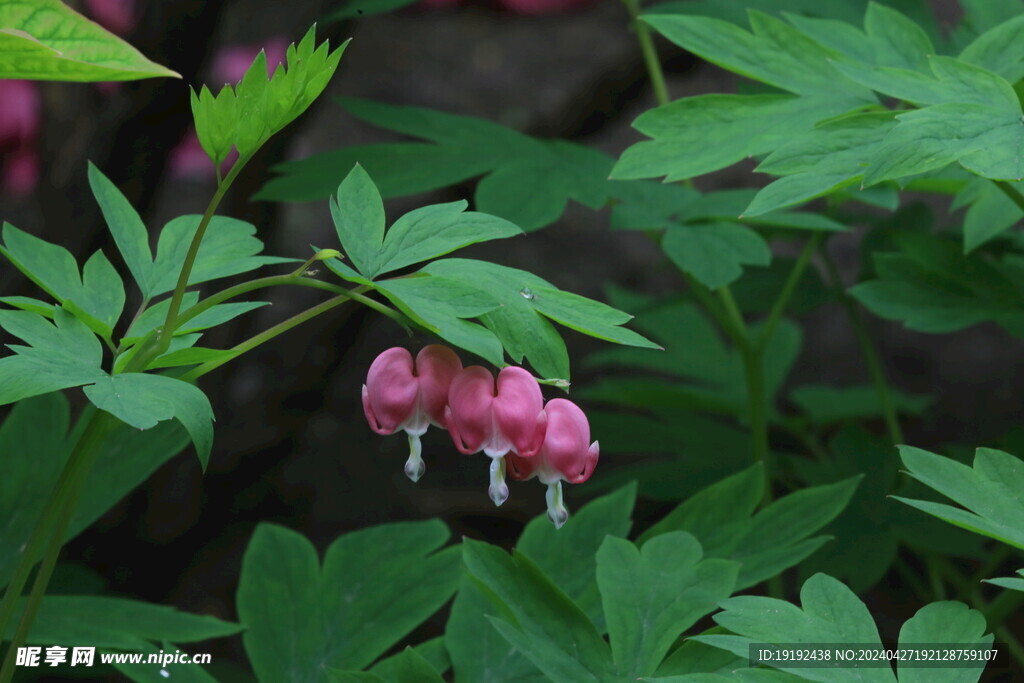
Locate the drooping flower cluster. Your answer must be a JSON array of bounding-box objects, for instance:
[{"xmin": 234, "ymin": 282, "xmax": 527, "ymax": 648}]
[{"xmin": 362, "ymin": 345, "xmax": 598, "ymax": 528}]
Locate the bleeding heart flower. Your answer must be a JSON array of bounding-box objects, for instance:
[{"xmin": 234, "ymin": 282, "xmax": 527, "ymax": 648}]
[
  {"xmin": 362, "ymin": 345, "xmax": 463, "ymax": 482},
  {"xmin": 507, "ymin": 398, "xmax": 598, "ymax": 528},
  {"xmin": 445, "ymin": 366, "xmax": 546, "ymax": 506}
]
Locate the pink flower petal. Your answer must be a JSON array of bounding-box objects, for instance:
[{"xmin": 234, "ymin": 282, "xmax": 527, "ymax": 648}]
[
  {"xmin": 492, "ymin": 366, "xmax": 546, "ymax": 457},
  {"xmin": 414, "ymin": 344, "xmax": 463, "ymax": 426},
  {"xmin": 538, "ymin": 398, "xmax": 598, "ymax": 484},
  {"xmin": 363, "ymin": 347, "xmax": 420, "ymax": 435},
  {"xmin": 446, "ymin": 366, "xmax": 497, "ymax": 454}
]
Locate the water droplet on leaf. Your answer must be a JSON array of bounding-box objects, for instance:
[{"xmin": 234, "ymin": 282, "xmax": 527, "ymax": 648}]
[{"xmin": 519, "ymin": 287, "xmax": 535, "ymax": 300}]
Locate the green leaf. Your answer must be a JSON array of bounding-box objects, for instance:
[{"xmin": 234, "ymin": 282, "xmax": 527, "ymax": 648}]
[
  {"xmin": 638, "ymin": 465, "xmax": 860, "ymax": 590},
  {"xmin": 372, "ymin": 275, "xmax": 504, "ymax": 366},
  {"xmin": 864, "ymin": 103, "xmax": 1024, "ymax": 186},
  {"xmin": 16, "ymin": 596, "xmax": 241, "ymax": 649},
  {"xmin": 190, "ymin": 84, "xmax": 238, "ymax": 167},
  {"xmin": 112, "ymin": 641, "xmax": 220, "ymax": 683},
  {"xmin": 446, "ymin": 489, "xmax": 635, "ymax": 680},
  {"xmin": 374, "ymin": 201, "xmax": 521, "ymax": 276},
  {"xmin": 597, "ymin": 533, "xmax": 738, "ymax": 676},
  {"xmin": 0, "ymin": 0, "xmax": 178, "ymax": 81},
  {"xmin": 582, "ymin": 411, "xmax": 752, "ymax": 502},
  {"xmin": 257, "ymin": 97, "xmax": 614, "ymax": 231},
  {"xmin": 612, "ymin": 93, "xmax": 865, "ymax": 182},
  {"xmin": 1, "ymin": 223, "xmax": 125, "ymax": 339},
  {"xmin": 149, "ymin": 215, "xmax": 292, "ymax": 298},
  {"xmin": 654, "ymin": 627, "xmax": 746, "ymax": 677},
  {"xmin": 328, "ymin": 170, "xmax": 522, "ymax": 280},
  {"xmin": 88, "ymin": 162, "xmax": 156, "ymax": 296},
  {"xmin": 517, "ymin": 484, "xmax": 636, "ymax": 630},
  {"xmin": 585, "ymin": 295, "xmax": 800, "ymax": 421},
  {"xmin": 421, "ymin": 259, "xmax": 658, "ymax": 379},
  {"xmin": 446, "ymin": 577, "xmax": 546, "ymax": 683},
  {"xmin": 0, "ymin": 395, "xmax": 191, "ymax": 588},
  {"xmin": 609, "ymin": 180, "xmax": 699, "ymax": 230},
  {"xmin": 83, "ymin": 373, "xmax": 215, "ymax": 469},
  {"xmin": 662, "ymin": 221, "xmax": 771, "ymax": 289},
  {"xmin": 331, "ymin": 164, "xmax": 386, "ymax": 276},
  {"xmin": 956, "ymin": 178, "xmax": 1024, "ymax": 252},
  {"xmin": 145, "ymin": 346, "xmax": 238, "ymax": 370},
  {"xmin": 984, "ymin": 569, "xmax": 1024, "ymax": 592},
  {"xmin": 0, "ymin": 309, "xmax": 106, "ymax": 405},
  {"xmin": 644, "ymin": 0, "xmax": 867, "ymax": 25},
  {"xmin": 897, "ymin": 601, "xmax": 992, "ymax": 683},
  {"xmin": 790, "ymin": 426, "xmax": 901, "ymax": 592},
  {"xmin": 862, "ymin": 1, "xmax": 934, "ymax": 71},
  {"xmin": 642, "ymin": 11, "xmax": 874, "ymax": 98},
  {"xmin": 190, "ymin": 26, "xmax": 347, "ymax": 164},
  {"xmin": 694, "ymin": 574, "xmax": 991, "ymax": 682},
  {"xmin": 461, "ymin": 539, "xmax": 614, "ymax": 682},
  {"xmin": 374, "ymin": 647, "xmax": 444, "ymax": 683},
  {"xmin": 0, "ymin": 296, "xmax": 56, "ymax": 317},
  {"xmin": 849, "ymin": 233, "xmax": 1024, "ymax": 334},
  {"xmin": 122, "ymin": 292, "xmax": 268, "ymax": 342},
  {"xmin": 331, "ymin": 0, "xmax": 419, "ymax": 20},
  {"xmin": 638, "ymin": 464, "xmax": 765, "ymax": 550},
  {"xmin": 959, "ymin": 14, "xmax": 1024, "ymax": 82},
  {"xmin": 369, "ymin": 638, "xmax": 450, "ymax": 680},
  {"xmin": 745, "ymin": 112, "xmax": 897, "ymax": 216},
  {"xmin": 790, "ymin": 384, "xmax": 932, "ymax": 424},
  {"xmin": 833, "ymin": 56, "xmax": 1019, "ymax": 109},
  {"xmin": 894, "ymin": 445, "xmax": 1024, "ymax": 550},
  {"xmin": 238, "ymin": 521, "xmax": 460, "ymax": 681}
]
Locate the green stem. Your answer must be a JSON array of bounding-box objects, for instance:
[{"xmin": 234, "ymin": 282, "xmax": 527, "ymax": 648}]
[
  {"xmin": 156, "ymin": 158, "xmax": 247, "ymax": 357},
  {"xmin": 179, "ymin": 295, "xmax": 350, "ymax": 382},
  {"xmin": 124, "ymin": 276, "xmax": 412, "ymax": 375},
  {"xmin": 717, "ymin": 287, "xmax": 750, "ymax": 351},
  {"xmin": 0, "ymin": 412, "xmax": 116, "ymax": 682},
  {"xmin": 819, "ymin": 246, "xmax": 904, "ymax": 444},
  {"xmin": 984, "ymin": 587, "xmax": 1024, "ymax": 631},
  {"xmin": 972, "ymin": 545, "xmax": 1013, "ymax": 585},
  {"xmin": 927, "ymin": 556, "xmax": 948, "ymax": 601},
  {"xmin": 994, "ymin": 180, "xmax": 1024, "ymax": 212},
  {"xmin": 680, "ymin": 273, "xmax": 739, "ymax": 344},
  {"xmin": 894, "ymin": 557, "xmax": 932, "ymax": 603},
  {"xmin": 756, "ymin": 234, "xmax": 821, "ymax": 351},
  {"xmin": 743, "ymin": 347, "xmax": 768, "ymax": 465},
  {"xmin": 996, "ymin": 626, "xmax": 1024, "ymax": 669},
  {"xmin": 622, "ymin": 0, "xmax": 670, "ymax": 107}
]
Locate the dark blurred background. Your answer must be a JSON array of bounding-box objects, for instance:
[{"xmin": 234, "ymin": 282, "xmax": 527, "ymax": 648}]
[{"xmin": 2, "ymin": 0, "xmax": 1022, "ymax": 680}]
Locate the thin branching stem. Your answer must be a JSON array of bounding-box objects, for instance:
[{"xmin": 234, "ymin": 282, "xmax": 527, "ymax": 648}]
[{"xmin": 819, "ymin": 246, "xmax": 904, "ymax": 444}]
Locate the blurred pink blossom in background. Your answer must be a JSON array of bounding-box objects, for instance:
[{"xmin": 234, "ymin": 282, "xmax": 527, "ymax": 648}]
[
  {"xmin": 85, "ymin": 0, "xmax": 137, "ymax": 35},
  {"xmin": 0, "ymin": 80, "xmax": 41, "ymax": 197},
  {"xmin": 421, "ymin": 0, "xmax": 597, "ymax": 13},
  {"xmin": 211, "ymin": 38, "xmax": 290, "ymax": 85}
]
